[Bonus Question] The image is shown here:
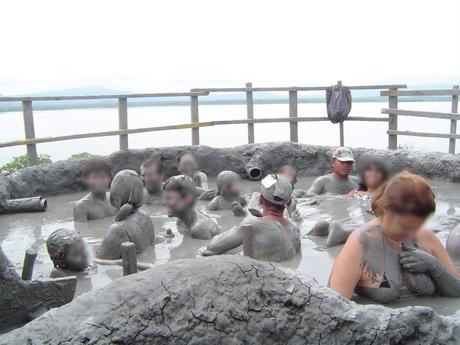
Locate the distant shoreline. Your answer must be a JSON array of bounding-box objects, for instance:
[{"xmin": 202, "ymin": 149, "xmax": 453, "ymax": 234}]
[{"xmin": 0, "ymin": 97, "xmax": 451, "ymax": 113}]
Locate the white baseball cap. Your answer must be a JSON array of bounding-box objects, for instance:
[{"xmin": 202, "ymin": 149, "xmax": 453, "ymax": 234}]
[{"xmin": 332, "ymin": 147, "xmax": 355, "ymax": 162}]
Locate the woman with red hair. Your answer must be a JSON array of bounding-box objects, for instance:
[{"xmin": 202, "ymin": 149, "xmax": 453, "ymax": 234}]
[{"xmin": 329, "ymin": 172, "xmax": 460, "ymax": 303}]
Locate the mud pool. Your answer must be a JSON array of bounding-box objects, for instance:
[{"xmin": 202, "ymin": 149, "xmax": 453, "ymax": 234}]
[{"xmin": 1, "ymin": 176, "xmax": 460, "ymax": 318}]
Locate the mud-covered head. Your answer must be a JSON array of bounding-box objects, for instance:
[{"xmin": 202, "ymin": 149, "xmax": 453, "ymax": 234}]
[
  {"xmin": 140, "ymin": 156, "xmax": 164, "ymax": 194},
  {"xmin": 46, "ymin": 228, "xmax": 89, "ymax": 271},
  {"xmin": 82, "ymin": 157, "xmax": 112, "ymax": 194},
  {"xmin": 331, "ymin": 147, "xmax": 355, "ymax": 178},
  {"xmin": 110, "ymin": 170, "xmax": 144, "ymax": 219},
  {"xmin": 216, "ymin": 170, "xmax": 241, "ymax": 197},
  {"xmin": 261, "ymin": 174, "xmax": 292, "ymax": 207},
  {"xmin": 372, "ymin": 171, "xmax": 436, "ymax": 242},
  {"xmin": 278, "ymin": 165, "xmax": 297, "ymax": 187},
  {"xmin": 164, "ymin": 175, "xmax": 197, "ymax": 217},
  {"xmin": 357, "ymin": 155, "xmax": 391, "ymax": 191},
  {"xmin": 177, "ymin": 151, "xmax": 199, "ymax": 178}
]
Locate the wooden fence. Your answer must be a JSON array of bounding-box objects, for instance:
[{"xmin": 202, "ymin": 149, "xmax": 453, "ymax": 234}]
[
  {"xmin": 1, "ymin": 82, "xmax": 457, "ymax": 166},
  {"xmin": 381, "ymin": 85, "xmax": 459, "ymax": 152}
]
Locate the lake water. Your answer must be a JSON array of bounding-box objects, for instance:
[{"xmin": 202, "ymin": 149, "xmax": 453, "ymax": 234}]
[
  {"xmin": 1, "ymin": 177, "xmax": 460, "ymax": 318},
  {"xmin": 0, "ymin": 101, "xmax": 457, "ymax": 165}
]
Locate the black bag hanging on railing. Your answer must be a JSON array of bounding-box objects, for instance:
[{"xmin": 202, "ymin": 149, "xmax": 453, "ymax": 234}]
[{"xmin": 326, "ymin": 84, "xmax": 352, "ymax": 123}]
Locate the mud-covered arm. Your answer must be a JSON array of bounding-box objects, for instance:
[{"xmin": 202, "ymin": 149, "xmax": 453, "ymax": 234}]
[
  {"xmin": 73, "ymin": 202, "xmax": 88, "ymax": 223},
  {"xmin": 329, "ymin": 231, "xmax": 363, "ymax": 299},
  {"xmin": 97, "ymin": 224, "xmax": 130, "ymax": 260},
  {"xmin": 201, "ymin": 226, "xmax": 244, "ymax": 256},
  {"xmin": 400, "ymin": 238, "xmax": 460, "ymax": 297},
  {"xmin": 207, "ymin": 197, "xmax": 221, "ymax": 211},
  {"xmin": 306, "ymin": 176, "xmax": 326, "ymax": 196}
]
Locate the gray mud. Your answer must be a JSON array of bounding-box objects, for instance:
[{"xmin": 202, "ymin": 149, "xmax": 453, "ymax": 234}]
[
  {"xmin": 1, "ymin": 177, "xmax": 460, "ymax": 319},
  {"xmin": 2, "ymin": 142, "xmax": 460, "ymax": 199},
  {"xmin": 1, "ymin": 255, "xmax": 459, "ymax": 344}
]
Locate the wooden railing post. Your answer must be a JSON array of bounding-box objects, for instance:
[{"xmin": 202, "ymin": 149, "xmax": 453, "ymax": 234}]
[
  {"xmin": 288, "ymin": 89, "xmax": 298, "ymax": 142},
  {"xmin": 22, "ymin": 100, "xmax": 38, "ymax": 166},
  {"xmin": 388, "ymin": 88, "xmax": 398, "ymax": 149},
  {"xmin": 246, "ymin": 82, "xmax": 254, "ymax": 144},
  {"xmin": 190, "ymin": 95, "xmax": 199, "ymax": 145},
  {"xmin": 118, "ymin": 97, "xmax": 128, "ymax": 150},
  {"xmin": 21, "ymin": 249, "xmax": 37, "ymax": 280},
  {"xmin": 121, "ymin": 242, "xmax": 137, "ymax": 276},
  {"xmin": 449, "ymin": 85, "xmax": 459, "ymax": 154}
]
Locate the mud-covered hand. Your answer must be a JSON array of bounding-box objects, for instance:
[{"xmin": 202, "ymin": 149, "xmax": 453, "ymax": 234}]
[
  {"xmin": 199, "ymin": 189, "xmax": 216, "ymax": 201},
  {"xmin": 399, "ymin": 243, "xmax": 441, "ymax": 274},
  {"xmin": 401, "ymin": 243, "xmax": 460, "ymax": 297},
  {"xmin": 231, "ymin": 201, "xmax": 247, "ymax": 217},
  {"xmin": 197, "ymin": 246, "xmax": 216, "ymax": 256}
]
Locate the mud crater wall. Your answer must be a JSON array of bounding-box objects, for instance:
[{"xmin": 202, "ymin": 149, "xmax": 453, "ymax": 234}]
[
  {"xmin": 1, "ymin": 255, "xmax": 458, "ymax": 344},
  {"xmin": 1, "ymin": 142, "xmax": 460, "ymax": 199}
]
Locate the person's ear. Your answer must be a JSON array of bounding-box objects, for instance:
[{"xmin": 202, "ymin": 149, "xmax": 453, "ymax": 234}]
[
  {"xmin": 287, "ymin": 198, "xmax": 292, "ymax": 207},
  {"xmin": 259, "ymin": 194, "xmax": 263, "ymax": 205}
]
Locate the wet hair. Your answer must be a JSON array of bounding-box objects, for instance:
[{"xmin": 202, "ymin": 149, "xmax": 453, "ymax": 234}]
[
  {"xmin": 177, "ymin": 150, "xmax": 197, "ymax": 163},
  {"xmin": 46, "ymin": 228, "xmax": 84, "ymax": 269},
  {"xmin": 82, "ymin": 157, "xmax": 112, "ymax": 178},
  {"xmin": 164, "ymin": 175, "xmax": 197, "ymax": 201},
  {"xmin": 260, "ymin": 195, "xmax": 285, "ymax": 213},
  {"xmin": 140, "ymin": 156, "xmax": 164, "ymax": 174},
  {"xmin": 278, "ymin": 165, "xmax": 297, "ymax": 185},
  {"xmin": 110, "ymin": 170, "xmax": 144, "ymax": 221},
  {"xmin": 371, "ymin": 171, "xmax": 435, "ymax": 218},
  {"xmin": 357, "ymin": 156, "xmax": 391, "ymax": 191}
]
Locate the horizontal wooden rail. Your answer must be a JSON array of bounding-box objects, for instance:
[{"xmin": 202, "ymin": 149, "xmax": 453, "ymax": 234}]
[
  {"xmin": 382, "ymin": 108, "xmax": 460, "ymax": 121},
  {"xmin": 381, "ymin": 89, "xmax": 460, "ymax": 97},
  {"xmin": 387, "ymin": 130, "xmax": 460, "ymax": 140},
  {"xmin": 192, "ymin": 84, "xmax": 407, "ymax": 93},
  {"xmin": 0, "ymin": 116, "xmax": 388, "ymax": 148},
  {"xmin": 0, "ymin": 92, "xmax": 209, "ymax": 102}
]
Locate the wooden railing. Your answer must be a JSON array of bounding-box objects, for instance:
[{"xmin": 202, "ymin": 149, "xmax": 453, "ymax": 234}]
[
  {"xmin": 381, "ymin": 85, "xmax": 459, "ymax": 152},
  {"xmin": 0, "ymin": 81, "xmax": 424, "ymax": 166}
]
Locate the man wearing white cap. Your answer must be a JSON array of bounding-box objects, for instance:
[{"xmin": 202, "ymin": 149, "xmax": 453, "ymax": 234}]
[
  {"xmin": 199, "ymin": 174, "xmax": 301, "ymax": 262},
  {"xmin": 307, "ymin": 147, "xmax": 358, "ymax": 196}
]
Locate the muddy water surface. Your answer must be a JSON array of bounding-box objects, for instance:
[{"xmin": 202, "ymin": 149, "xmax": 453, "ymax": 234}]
[{"xmin": 1, "ymin": 177, "xmax": 460, "ymax": 317}]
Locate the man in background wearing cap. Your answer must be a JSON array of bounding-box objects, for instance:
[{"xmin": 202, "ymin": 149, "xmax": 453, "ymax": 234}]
[
  {"xmin": 199, "ymin": 174, "xmax": 301, "ymax": 262},
  {"xmin": 306, "ymin": 147, "xmax": 358, "ymax": 197}
]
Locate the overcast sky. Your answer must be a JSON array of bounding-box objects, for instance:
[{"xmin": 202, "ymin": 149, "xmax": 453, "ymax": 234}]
[{"xmin": 1, "ymin": 0, "xmax": 459, "ymax": 94}]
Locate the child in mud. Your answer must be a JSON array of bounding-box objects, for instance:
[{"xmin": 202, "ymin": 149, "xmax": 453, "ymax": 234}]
[
  {"xmin": 164, "ymin": 175, "xmax": 220, "ymax": 240},
  {"xmin": 97, "ymin": 170, "xmax": 155, "ymax": 260},
  {"xmin": 73, "ymin": 158, "xmax": 116, "ymax": 222},
  {"xmin": 200, "ymin": 174, "xmax": 301, "ymax": 262},
  {"xmin": 306, "ymin": 147, "xmax": 358, "ymax": 196},
  {"xmin": 47, "ymin": 228, "xmax": 90, "ymax": 278},
  {"xmin": 330, "ymin": 172, "xmax": 460, "ymax": 303},
  {"xmin": 348, "ymin": 155, "xmax": 390, "ymax": 201},
  {"xmin": 207, "ymin": 170, "xmax": 248, "ymax": 217},
  {"xmin": 140, "ymin": 157, "xmax": 165, "ymax": 205}
]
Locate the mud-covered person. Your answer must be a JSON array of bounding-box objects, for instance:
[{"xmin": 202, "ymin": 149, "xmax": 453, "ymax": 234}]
[
  {"xmin": 306, "ymin": 147, "xmax": 358, "ymax": 197},
  {"xmin": 47, "ymin": 228, "xmax": 90, "ymax": 278},
  {"xmin": 140, "ymin": 157, "xmax": 165, "ymax": 205},
  {"xmin": 330, "ymin": 172, "xmax": 460, "ymax": 304},
  {"xmin": 200, "ymin": 174, "xmax": 301, "ymax": 262},
  {"xmin": 278, "ymin": 165, "xmax": 303, "ymax": 222},
  {"xmin": 207, "ymin": 170, "xmax": 247, "ymax": 216},
  {"xmin": 164, "ymin": 175, "xmax": 220, "ymax": 240},
  {"xmin": 176, "ymin": 150, "xmax": 215, "ymax": 200},
  {"xmin": 348, "ymin": 156, "xmax": 390, "ymax": 202},
  {"xmin": 98, "ymin": 170, "xmax": 155, "ymax": 259},
  {"xmin": 73, "ymin": 158, "xmax": 116, "ymax": 222}
]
